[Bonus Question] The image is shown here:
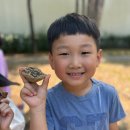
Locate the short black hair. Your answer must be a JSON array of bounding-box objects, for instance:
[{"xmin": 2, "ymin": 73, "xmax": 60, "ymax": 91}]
[{"xmin": 47, "ymin": 13, "xmax": 100, "ymax": 52}]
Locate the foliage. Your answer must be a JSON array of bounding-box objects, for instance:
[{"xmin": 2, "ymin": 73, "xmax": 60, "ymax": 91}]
[
  {"xmin": 1, "ymin": 33, "xmax": 130, "ymax": 54},
  {"xmin": 36, "ymin": 32, "xmax": 48, "ymax": 52},
  {"xmin": 101, "ymin": 35, "xmax": 130, "ymax": 49},
  {"xmin": 1, "ymin": 33, "xmax": 49, "ymax": 54}
]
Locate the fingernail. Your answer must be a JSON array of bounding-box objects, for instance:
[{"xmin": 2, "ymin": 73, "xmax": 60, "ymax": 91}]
[
  {"xmin": 29, "ymin": 93, "xmax": 34, "ymax": 96},
  {"xmin": 33, "ymin": 92, "xmax": 37, "ymax": 96}
]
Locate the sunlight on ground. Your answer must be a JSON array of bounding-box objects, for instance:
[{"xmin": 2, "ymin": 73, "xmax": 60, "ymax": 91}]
[{"xmin": 8, "ymin": 61, "xmax": 130, "ymax": 129}]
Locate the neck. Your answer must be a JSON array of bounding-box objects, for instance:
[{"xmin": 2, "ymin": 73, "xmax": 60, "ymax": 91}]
[{"xmin": 62, "ymin": 79, "xmax": 92, "ymax": 96}]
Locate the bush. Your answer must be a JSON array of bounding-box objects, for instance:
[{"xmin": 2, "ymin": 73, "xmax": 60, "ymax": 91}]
[
  {"xmin": 1, "ymin": 33, "xmax": 49, "ymax": 54},
  {"xmin": 36, "ymin": 32, "xmax": 48, "ymax": 52},
  {"xmin": 101, "ymin": 35, "xmax": 130, "ymax": 49},
  {"xmin": 1, "ymin": 33, "xmax": 130, "ymax": 54}
]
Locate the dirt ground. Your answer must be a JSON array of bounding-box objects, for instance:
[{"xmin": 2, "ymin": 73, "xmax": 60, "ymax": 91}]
[{"xmin": 6, "ymin": 53, "xmax": 130, "ymax": 130}]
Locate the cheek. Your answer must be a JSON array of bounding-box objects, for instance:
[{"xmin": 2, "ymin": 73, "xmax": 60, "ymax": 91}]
[
  {"xmin": 83, "ymin": 57, "xmax": 98, "ymax": 70},
  {"xmin": 53, "ymin": 60, "xmax": 67, "ymax": 78},
  {"xmin": 83, "ymin": 61, "xmax": 97, "ymax": 78}
]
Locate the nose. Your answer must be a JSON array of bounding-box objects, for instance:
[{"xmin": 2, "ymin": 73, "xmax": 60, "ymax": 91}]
[{"xmin": 69, "ymin": 55, "xmax": 82, "ymax": 69}]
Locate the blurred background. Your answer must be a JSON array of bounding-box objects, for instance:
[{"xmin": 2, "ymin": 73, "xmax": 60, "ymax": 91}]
[{"xmin": 0, "ymin": 0, "xmax": 130, "ymax": 130}]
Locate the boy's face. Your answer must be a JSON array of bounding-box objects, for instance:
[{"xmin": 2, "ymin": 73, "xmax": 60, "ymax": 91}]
[{"xmin": 49, "ymin": 34, "xmax": 102, "ymax": 89}]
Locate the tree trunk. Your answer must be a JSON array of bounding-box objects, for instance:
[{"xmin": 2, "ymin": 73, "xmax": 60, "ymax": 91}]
[
  {"xmin": 82, "ymin": 0, "xmax": 86, "ymax": 15},
  {"xmin": 75, "ymin": 0, "xmax": 79, "ymax": 13},
  {"xmin": 87, "ymin": 0, "xmax": 104, "ymax": 27},
  {"xmin": 27, "ymin": 0, "xmax": 37, "ymax": 53}
]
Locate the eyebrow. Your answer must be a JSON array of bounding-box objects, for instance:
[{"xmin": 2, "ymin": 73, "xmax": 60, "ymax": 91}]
[
  {"xmin": 56, "ymin": 45, "xmax": 69, "ymax": 50},
  {"xmin": 56, "ymin": 43, "xmax": 92, "ymax": 50},
  {"xmin": 80, "ymin": 44, "xmax": 92, "ymax": 48}
]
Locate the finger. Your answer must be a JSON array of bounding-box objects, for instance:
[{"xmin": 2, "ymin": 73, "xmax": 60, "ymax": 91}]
[
  {"xmin": 1, "ymin": 107, "xmax": 13, "ymax": 117},
  {"xmin": 24, "ymin": 82, "xmax": 38, "ymax": 95},
  {"xmin": 20, "ymin": 87, "xmax": 36, "ymax": 97},
  {"xmin": 0, "ymin": 103, "xmax": 9, "ymax": 112},
  {"xmin": 0, "ymin": 99, "xmax": 9, "ymax": 104},
  {"xmin": 30, "ymin": 82, "xmax": 39, "ymax": 91},
  {"xmin": 19, "ymin": 67, "xmax": 38, "ymax": 95},
  {"xmin": 41, "ymin": 74, "xmax": 51, "ymax": 89}
]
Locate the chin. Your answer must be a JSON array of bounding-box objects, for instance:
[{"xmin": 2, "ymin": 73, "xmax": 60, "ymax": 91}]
[{"xmin": 65, "ymin": 81, "xmax": 85, "ymax": 88}]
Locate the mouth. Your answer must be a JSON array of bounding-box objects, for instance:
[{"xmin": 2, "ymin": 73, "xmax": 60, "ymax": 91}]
[{"xmin": 67, "ymin": 72, "xmax": 85, "ymax": 79}]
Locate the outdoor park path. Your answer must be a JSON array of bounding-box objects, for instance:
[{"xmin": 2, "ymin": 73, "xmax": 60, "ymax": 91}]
[
  {"xmin": 104, "ymin": 55, "xmax": 130, "ymax": 63},
  {"xmin": 6, "ymin": 53, "xmax": 130, "ymax": 67}
]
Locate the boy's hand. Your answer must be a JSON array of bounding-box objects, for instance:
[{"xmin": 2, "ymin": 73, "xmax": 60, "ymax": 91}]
[
  {"xmin": 0, "ymin": 99, "xmax": 14, "ymax": 130},
  {"xmin": 19, "ymin": 67, "xmax": 50, "ymax": 111}
]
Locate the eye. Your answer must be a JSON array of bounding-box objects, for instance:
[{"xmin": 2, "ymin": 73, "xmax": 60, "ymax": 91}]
[
  {"xmin": 81, "ymin": 52, "xmax": 91, "ymax": 55},
  {"xmin": 59, "ymin": 53, "xmax": 69, "ymax": 55}
]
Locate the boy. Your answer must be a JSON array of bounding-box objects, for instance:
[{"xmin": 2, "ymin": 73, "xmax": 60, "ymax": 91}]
[{"xmin": 19, "ymin": 13, "xmax": 125, "ymax": 130}]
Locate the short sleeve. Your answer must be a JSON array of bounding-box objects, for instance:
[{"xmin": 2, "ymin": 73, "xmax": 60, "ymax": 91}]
[
  {"xmin": 109, "ymin": 89, "xmax": 126, "ymax": 123},
  {"xmin": 46, "ymin": 99, "xmax": 55, "ymax": 130}
]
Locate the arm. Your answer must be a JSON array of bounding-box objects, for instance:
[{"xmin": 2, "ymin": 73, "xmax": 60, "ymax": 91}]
[
  {"xmin": 109, "ymin": 122, "xmax": 119, "ymax": 130},
  {"xmin": 29, "ymin": 106, "xmax": 48, "ymax": 130},
  {"xmin": 19, "ymin": 68, "xmax": 50, "ymax": 130},
  {"xmin": 29, "ymin": 75, "xmax": 50, "ymax": 130},
  {"xmin": 109, "ymin": 87, "xmax": 126, "ymax": 130}
]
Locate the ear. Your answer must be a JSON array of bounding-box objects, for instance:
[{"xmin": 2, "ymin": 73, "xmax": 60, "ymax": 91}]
[
  {"xmin": 49, "ymin": 53, "xmax": 54, "ymax": 70},
  {"xmin": 96, "ymin": 49, "xmax": 102, "ymax": 67}
]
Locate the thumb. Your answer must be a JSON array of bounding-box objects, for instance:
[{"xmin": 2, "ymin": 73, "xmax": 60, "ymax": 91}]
[
  {"xmin": 36, "ymin": 75, "xmax": 51, "ymax": 99},
  {"xmin": 40, "ymin": 74, "xmax": 51, "ymax": 89}
]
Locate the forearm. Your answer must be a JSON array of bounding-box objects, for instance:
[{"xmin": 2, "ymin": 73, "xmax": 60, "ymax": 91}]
[
  {"xmin": 29, "ymin": 107, "xmax": 48, "ymax": 130},
  {"xmin": 0, "ymin": 128, "xmax": 11, "ymax": 130},
  {"xmin": 109, "ymin": 122, "xmax": 119, "ymax": 130}
]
